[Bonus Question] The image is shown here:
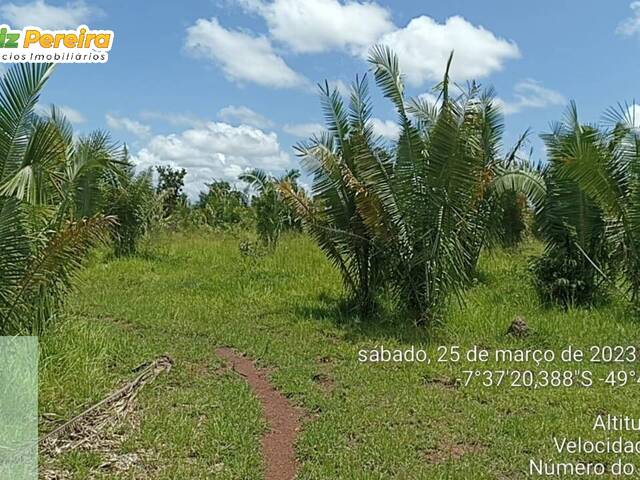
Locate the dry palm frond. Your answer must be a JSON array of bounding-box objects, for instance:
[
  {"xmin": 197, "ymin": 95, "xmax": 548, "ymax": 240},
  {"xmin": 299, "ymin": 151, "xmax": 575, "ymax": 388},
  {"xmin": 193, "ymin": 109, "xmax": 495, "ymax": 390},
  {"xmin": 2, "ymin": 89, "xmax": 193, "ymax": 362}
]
[{"xmin": 40, "ymin": 356, "xmax": 173, "ymax": 454}]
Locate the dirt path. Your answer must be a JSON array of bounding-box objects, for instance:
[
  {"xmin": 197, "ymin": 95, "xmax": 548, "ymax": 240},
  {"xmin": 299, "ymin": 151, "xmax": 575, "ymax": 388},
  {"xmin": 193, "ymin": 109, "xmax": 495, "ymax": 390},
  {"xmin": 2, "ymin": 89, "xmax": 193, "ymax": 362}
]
[{"xmin": 216, "ymin": 347, "xmax": 301, "ymax": 480}]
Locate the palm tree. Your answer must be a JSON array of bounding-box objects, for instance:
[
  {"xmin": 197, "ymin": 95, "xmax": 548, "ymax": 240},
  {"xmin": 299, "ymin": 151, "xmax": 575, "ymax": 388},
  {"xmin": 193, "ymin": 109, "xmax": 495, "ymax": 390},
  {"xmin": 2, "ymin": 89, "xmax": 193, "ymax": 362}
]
[
  {"xmin": 367, "ymin": 46, "xmax": 523, "ymax": 320},
  {"xmin": 240, "ymin": 168, "xmax": 302, "ymax": 247},
  {"xmin": 283, "ymin": 47, "xmax": 535, "ymax": 321},
  {"xmin": 102, "ymin": 165, "xmax": 156, "ymax": 257},
  {"xmin": 540, "ymin": 102, "xmax": 640, "ymax": 304},
  {"xmin": 280, "ymin": 75, "xmax": 390, "ymax": 313},
  {"xmin": 0, "ymin": 64, "xmax": 119, "ymax": 333}
]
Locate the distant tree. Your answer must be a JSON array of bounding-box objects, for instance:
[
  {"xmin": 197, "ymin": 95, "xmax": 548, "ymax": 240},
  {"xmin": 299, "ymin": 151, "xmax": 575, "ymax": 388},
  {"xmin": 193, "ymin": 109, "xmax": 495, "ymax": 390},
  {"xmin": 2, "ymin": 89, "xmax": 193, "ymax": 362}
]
[
  {"xmin": 103, "ymin": 163, "xmax": 156, "ymax": 256},
  {"xmin": 156, "ymin": 165, "xmax": 187, "ymax": 215},
  {"xmin": 197, "ymin": 180, "xmax": 249, "ymax": 228},
  {"xmin": 239, "ymin": 168, "xmax": 302, "ymax": 247}
]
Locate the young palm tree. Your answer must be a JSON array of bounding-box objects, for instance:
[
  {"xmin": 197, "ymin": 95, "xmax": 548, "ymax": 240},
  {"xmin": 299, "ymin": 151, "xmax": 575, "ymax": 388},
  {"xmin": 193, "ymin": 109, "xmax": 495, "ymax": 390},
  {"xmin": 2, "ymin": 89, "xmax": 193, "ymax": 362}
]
[
  {"xmin": 240, "ymin": 168, "xmax": 302, "ymax": 247},
  {"xmin": 280, "ymin": 75, "xmax": 390, "ymax": 313},
  {"xmin": 367, "ymin": 46, "xmax": 521, "ymax": 319},
  {"xmin": 102, "ymin": 165, "xmax": 156, "ymax": 257},
  {"xmin": 0, "ymin": 64, "xmax": 119, "ymax": 333},
  {"xmin": 542, "ymin": 102, "xmax": 640, "ymax": 304},
  {"xmin": 524, "ymin": 106, "xmax": 610, "ymax": 305},
  {"xmin": 284, "ymin": 47, "xmax": 536, "ymax": 321}
]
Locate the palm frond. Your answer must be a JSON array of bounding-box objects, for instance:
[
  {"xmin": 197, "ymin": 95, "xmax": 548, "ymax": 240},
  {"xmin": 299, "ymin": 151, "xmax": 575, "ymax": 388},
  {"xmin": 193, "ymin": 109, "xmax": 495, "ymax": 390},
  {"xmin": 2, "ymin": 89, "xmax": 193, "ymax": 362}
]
[{"xmin": 0, "ymin": 63, "xmax": 55, "ymax": 183}]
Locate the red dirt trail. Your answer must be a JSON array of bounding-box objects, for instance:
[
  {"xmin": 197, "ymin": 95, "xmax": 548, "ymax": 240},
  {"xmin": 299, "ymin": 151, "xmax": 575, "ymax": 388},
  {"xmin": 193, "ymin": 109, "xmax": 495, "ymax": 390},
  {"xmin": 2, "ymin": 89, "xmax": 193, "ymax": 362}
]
[{"xmin": 216, "ymin": 347, "xmax": 301, "ymax": 480}]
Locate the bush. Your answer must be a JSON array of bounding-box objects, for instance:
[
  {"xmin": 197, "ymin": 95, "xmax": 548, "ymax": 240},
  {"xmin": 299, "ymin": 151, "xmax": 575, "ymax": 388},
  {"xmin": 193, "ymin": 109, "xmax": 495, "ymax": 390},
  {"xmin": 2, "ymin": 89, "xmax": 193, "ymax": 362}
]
[
  {"xmin": 530, "ymin": 231, "xmax": 606, "ymax": 307},
  {"xmin": 498, "ymin": 191, "xmax": 528, "ymax": 247},
  {"xmin": 197, "ymin": 180, "xmax": 250, "ymax": 229},
  {"xmin": 240, "ymin": 169, "xmax": 302, "ymax": 248},
  {"xmin": 103, "ymin": 169, "xmax": 156, "ymax": 256}
]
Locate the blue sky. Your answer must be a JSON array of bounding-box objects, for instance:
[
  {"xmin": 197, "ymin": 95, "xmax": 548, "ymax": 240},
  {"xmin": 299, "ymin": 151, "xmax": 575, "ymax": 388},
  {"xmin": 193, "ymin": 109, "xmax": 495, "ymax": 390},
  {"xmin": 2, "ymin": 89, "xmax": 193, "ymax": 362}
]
[{"xmin": 2, "ymin": 0, "xmax": 640, "ymax": 198}]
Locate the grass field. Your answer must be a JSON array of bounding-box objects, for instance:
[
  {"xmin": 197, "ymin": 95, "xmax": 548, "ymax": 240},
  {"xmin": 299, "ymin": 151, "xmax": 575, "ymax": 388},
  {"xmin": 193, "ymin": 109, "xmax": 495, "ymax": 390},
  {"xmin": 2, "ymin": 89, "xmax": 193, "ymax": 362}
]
[{"xmin": 38, "ymin": 231, "xmax": 640, "ymax": 479}]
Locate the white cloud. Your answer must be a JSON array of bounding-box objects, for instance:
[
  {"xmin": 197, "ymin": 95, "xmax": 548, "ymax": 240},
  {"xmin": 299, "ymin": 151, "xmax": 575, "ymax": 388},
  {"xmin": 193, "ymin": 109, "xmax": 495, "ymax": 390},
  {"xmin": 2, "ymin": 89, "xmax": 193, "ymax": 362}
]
[
  {"xmin": 186, "ymin": 8, "xmax": 517, "ymax": 92},
  {"xmin": 418, "ymin": 92, "xmax": 439, "ymax": 103},
  {"xmin": 496, "ymin": 79, "xmax": 565, "ymax": 115},
  {"xmin": 327, "ymin": 79, "xmax": 351, "ymax": 96},
  {"xmin": 370, "ymin": 117, "xmax": 400, "ymax": 140},
  {"xmin": 0, "ymin": 0, "xmax": 101, "ymax": 29},
  {"xmin": 106, "ymin": 114, "xmax": 151, "ymax": 138},
  {"xmin": 185, "ymin": 17, "xmax": 308, "ymax": 89},
  {"xmin": 617, "ymin": 2, "xmax": 640, "ymax": 36},
  {"xmin": 131, "ymin": 122, "xmax": 291, "ymax": 199},
  {"xmin": 240, "ymin": 0, "xmax": 394, "ymax": 54},
  {"xmin": 627, "ymin": 104, "xmax": 640, "ymax": 128},
  {"xmin": 218, "ymin": 105, "xmax": 274, "ymax": 129},
  {"xmin": 377, "ymin": 16, "xmax": 520, "ymax": 85},
  {"xmin": 57, "ymin": 105, "xmax": 86, "ymax": 123},
  {"xmin": 139, "ymin": 111, "xmax": 205, "ymax": 129},
  {"xmin": 36, "ymin": 104, "xmax": 86, "ymax": 123},
  {"xmin": 282, "ymin": 122, "xmax": 324, "ymax": 138},
  {"xmin": 416, "ymin": 92, "xmax": 439, "ymax": 107},
  {"xmin": 284, "ymin": 118, "xmax": 400, "ymax": 140}
]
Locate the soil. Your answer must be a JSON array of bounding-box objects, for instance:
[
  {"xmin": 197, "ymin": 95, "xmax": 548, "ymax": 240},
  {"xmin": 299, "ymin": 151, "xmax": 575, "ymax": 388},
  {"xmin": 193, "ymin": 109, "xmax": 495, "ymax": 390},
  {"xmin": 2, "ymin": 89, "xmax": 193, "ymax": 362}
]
[
  {"xmin": 423, "ymin": 375, "xmax": 459, "ymax": 390},
  {"xmin": 216, "ymin": 347, "xmax": 301, "ymax": 480},
  {"xmin": 507, "ymin": 316, "xmax": 530, "ymax": 338},
  {"xmin": 423, "ymin": 441, "xmax": 486, "ymax": 465},
  {"xmin": 312, "ymin": 372, "xmax": 335, "ymax": 393}
]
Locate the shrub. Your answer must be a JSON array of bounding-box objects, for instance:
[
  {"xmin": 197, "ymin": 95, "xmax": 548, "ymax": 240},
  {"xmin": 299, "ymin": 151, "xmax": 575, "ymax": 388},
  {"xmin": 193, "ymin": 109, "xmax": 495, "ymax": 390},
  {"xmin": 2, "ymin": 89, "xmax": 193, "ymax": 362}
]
[
  {"xmin": 197, "ymin": 180, "xmax": 250, "ymax": 229},
  {"xmin": 530, "ymin": 231, "xmax": 606, "ymax": 307},
  {"xmin": 103, "ymin": 168, "xmax": 156, "ymax": 256},
  {"xmin": 240, "ymin": 169, "xmax": 302, "ymax": 248}
]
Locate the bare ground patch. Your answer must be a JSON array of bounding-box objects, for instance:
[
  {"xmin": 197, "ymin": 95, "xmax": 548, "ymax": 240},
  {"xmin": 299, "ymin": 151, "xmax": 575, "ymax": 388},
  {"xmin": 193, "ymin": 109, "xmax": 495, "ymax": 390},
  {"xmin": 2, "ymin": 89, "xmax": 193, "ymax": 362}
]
[
  {"xmin": 423, "ymin": 440, "xmax": 486, "ymax": 465},
  {"xmin": 216, "ymin": 347, "xmax": 303, "ymax": 480},
  {"xmin": 423, "ymin": 375, "xmax": 460, "ymax": 390}
]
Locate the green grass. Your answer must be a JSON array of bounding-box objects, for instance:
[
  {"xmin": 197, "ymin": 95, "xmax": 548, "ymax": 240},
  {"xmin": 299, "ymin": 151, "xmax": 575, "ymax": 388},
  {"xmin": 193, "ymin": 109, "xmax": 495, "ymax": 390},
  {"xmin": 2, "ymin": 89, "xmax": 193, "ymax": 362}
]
[{"xmin": 39, "ymin": 231, "xmax": 640, "ymax": 479}]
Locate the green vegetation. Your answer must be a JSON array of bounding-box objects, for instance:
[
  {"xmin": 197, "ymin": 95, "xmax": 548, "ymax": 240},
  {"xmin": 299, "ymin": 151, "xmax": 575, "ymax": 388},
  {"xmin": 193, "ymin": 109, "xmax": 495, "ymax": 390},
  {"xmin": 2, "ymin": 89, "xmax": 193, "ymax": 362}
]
[
  {"xmin": 102, "ymin": 165, "xmax": 157, "ymax": 257},
  {"xmin": 282, "ymin": 48, "xmax": 534, "ymax": 320},
  {"xmin": 2, "ymin": 48, "xmax": 640, "ymax": 478},
  {"xmin": 196, "ymin": 179, "xmax": 250, "ymax": 229},
  {"xmin": 0, "ymin": 64, "xmax": 121, "ymax": 334},
  {"xmin": 155, "ymin": 165, "xmax": 187, "ymax": 216},
  {"xmin": 529, "ymin": 102, "xmax": 640, "ymax": 308},
  {"xmin": 39, "ymin": 233, "xmax": 640, "ymax": 478},
  {"xmin": 240, "ymin": 168, "xmax": 303, "ymax": 247}
]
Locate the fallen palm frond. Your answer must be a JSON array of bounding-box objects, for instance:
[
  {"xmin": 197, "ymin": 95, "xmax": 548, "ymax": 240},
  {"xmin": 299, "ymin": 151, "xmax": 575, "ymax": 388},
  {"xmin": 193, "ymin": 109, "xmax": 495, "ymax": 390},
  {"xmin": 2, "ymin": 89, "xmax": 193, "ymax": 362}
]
[{"xmin": 40, "ymin": 355, "xmax": 173, "ymax": 457}]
